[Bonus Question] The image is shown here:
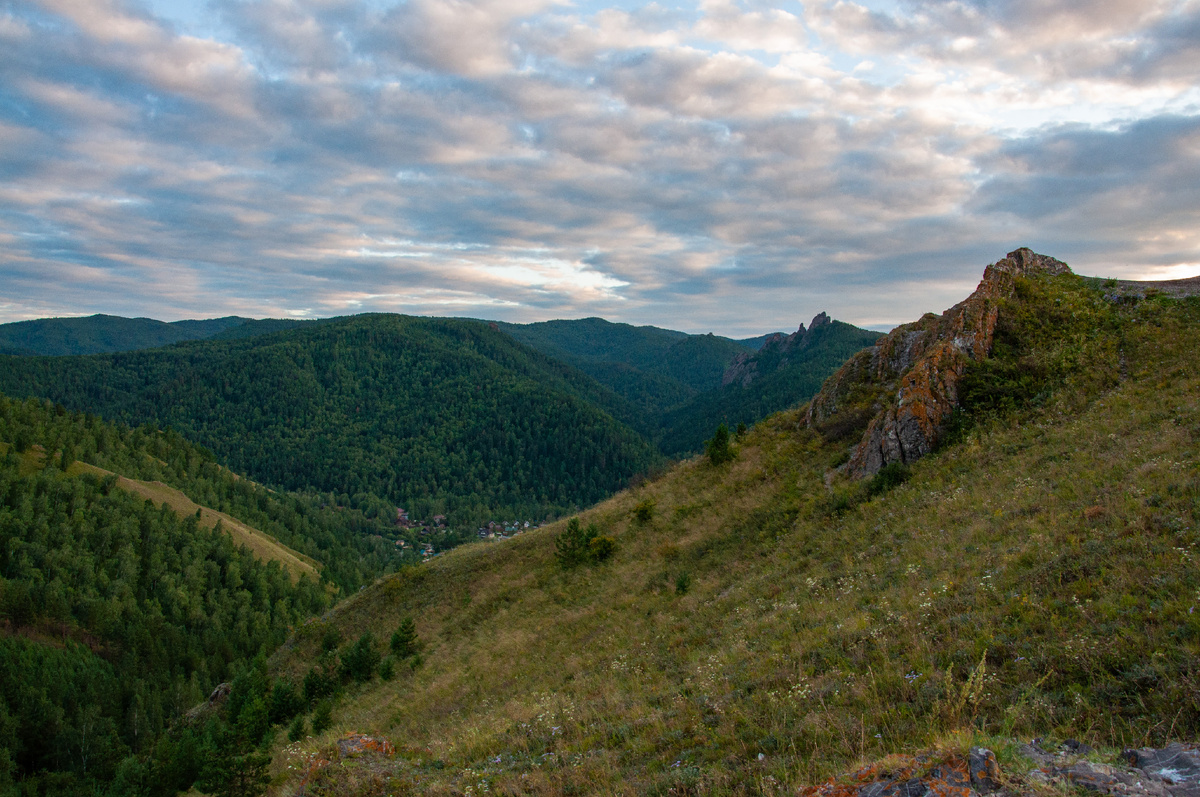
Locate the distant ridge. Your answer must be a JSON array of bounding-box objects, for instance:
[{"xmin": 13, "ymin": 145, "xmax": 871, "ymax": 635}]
[{"xmin": 0, "ymin": 313, "xmax": 316, "ymax": 356}]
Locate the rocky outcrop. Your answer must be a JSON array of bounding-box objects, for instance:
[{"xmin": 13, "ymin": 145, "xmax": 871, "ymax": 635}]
[
  {"xmin": 806, "ymin": 248, "xmax": 1071, "ymax": 478},
  {"xmin": 722, "ymin": 312, "xmax": 835, "ymax": 388},
  {"xmin": 800, "ymin": 742, "xmax": 1200, "ymax": 797}
]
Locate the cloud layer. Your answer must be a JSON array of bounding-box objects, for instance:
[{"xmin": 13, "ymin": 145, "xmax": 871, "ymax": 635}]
[{"xmin": 2, "ymin": 0, "xmax": 1198, "ymax": 334}]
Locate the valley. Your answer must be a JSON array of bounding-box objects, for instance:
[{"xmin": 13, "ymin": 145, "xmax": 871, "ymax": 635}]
[{"xmin": 0, "ymin": 251, "xmax": 1197, "ymax": 796}]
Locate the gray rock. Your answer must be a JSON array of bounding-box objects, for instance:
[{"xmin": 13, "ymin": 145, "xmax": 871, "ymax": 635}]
[{"xmin": 970, "ymin": 747, "xmax": 1002, "ymax": 794}]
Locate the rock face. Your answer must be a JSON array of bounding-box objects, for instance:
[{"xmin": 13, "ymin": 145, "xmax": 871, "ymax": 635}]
[
  {"xmin": 806, "ymin": 248, "xmax": 1070, "ymax": 478},
  {"xmin": 722, "ymin": 312, "xmax": 835, "ymax": 388}
]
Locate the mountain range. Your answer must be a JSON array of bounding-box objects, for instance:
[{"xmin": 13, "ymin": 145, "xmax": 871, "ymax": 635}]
[{"xmin": 5, "ymin": 250, "xmax": 1193, "ymax": 797}]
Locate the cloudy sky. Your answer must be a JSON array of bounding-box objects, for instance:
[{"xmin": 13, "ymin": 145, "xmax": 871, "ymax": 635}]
[{"xmin": 1, "ymin": 0, "xmax": 1198, "ymax": 335}]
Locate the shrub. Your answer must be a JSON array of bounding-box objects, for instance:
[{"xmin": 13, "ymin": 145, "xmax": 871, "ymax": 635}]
[
  {"xmin": 675, "ymin": 572, "xmax": 692, "ymax": 596},
  {"xmin": 866, "ymin": 462, "xmax": 910, "ymax": 497},
  {"xmin": 587, "ymin": 535, "xmax": 617, "ymax": 562},
  {"xmin": 632, "ymin": 499, "xmax": 656, "ymax": 524},
  {"xmin": 311, "ymin": 701, "xmax": 333, "ymax": 735},
  {"xmin": 268, "ymin": 679, "xmax": 304, "ymax": 724},
  {"xmin": 379, "ymin": 657, "xmax": 395, "ymax": 682}
]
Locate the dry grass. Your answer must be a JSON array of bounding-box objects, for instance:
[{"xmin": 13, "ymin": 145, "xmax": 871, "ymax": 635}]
[{"xmin": 264, "ymin": 290, "xmax": 1200, "ymax": 795}]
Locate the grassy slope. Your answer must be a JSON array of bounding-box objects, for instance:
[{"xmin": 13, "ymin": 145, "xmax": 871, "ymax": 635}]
[
  {"xmin": 3, "ymin": 442, "xmax": 321, "ymax": 583},
  {"xmin": 269, "ymin": 282, "xmax": 1199, "ymax": 795}
]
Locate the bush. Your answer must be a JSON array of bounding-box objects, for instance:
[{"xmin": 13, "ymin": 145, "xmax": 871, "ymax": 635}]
[
  {"xmin": 675, "ymin": 572, "xmax": 691, "ymax": 596},
  {"xmin": 588, "ymin": 535, "xmax": 617, "ymax": 562},
  {"xmin": 311, "ymin": 701, "xmax": 333, "ymax": 735},
  {"xmin": 303, "ymin": 662, "xmax": 338, "ymax": 703},
  {"xmin": 632, "ymin": 499, "xmax": 655, "ymax": 524},
  {"xmin": 866, "ymin": 462, "xmax": 910, "ymax": 497},
  {"xmin": 379, "ymin": 657, "xmax": 395, "ymax": 682},
  {"xmin": 268, "ymin": 680, "xmax": 304, "ymax": 724}
]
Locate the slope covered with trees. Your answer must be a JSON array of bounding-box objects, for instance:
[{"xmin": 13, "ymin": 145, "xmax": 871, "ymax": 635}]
[
  {"xmin": 497, "ymin": 318, "xmax": 752, "ymax": 422},
  {"xmin": 0, "ymin": 314, "xmax": 320, "ymax": 356},
  {"xmin": 655, "ymin": 318, "xmax": 882, "ymax": 454},
  {"xmin": 0, "ymin": 397, "xmax": 346, "ymax": 795},
  {"xmin": 0, "ymin": 315, "xmax": 664, "ymax": 524}
]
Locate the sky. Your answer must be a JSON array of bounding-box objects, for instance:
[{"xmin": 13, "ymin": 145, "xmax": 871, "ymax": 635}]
[{"xmin": 1, "ymin": 0, "xmax": 1198, "ymax": 335}]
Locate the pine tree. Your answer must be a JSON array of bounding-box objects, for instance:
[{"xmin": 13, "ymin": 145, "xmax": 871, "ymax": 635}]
[{"xmin": 390, "ymin": 618, "xmax": 419, "ymax": 658}]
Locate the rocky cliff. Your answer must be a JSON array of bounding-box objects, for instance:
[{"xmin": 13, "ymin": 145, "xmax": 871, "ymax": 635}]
[
  {"xmin": 722, "ymin": 311, "xmax": 832, "ymax": 388},
  {"xmin": 806, "ymin": 248, "xmax": 1071, "ymax": 478}
]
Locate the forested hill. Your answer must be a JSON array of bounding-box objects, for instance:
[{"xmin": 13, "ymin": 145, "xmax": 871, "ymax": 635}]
[
  {"xmin": 496, "ymin": 318, "xmax": 755, "ymax": 423},
  {"xmin": 0, "ymin": 394, "xmax": 383, "ymax": 795},
  {"xmin": 0, "ymin": 314, "xmax": 665, "ymax": 523},
  {"xmin": 0, "ymin": 314, "xmax": 319, "ymax": 356},
  {"xmin": 654, "ymin": 316, "xmax": 883, "ymax": 455}
]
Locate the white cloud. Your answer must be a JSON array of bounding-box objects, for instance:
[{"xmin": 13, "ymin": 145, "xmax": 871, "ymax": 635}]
[{"xmin": 0, "ymin": 0, "xmax": 1197, "ymax": 336}]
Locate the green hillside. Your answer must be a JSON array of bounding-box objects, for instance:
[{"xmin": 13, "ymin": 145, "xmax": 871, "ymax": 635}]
[
  {"xmin": 0, "ymin": 314, "xmax": 248, "ymax": 356},
  {"xmin": 496, "ymin": 318, "xmax": 752, "ymax": 421},
  {"xmin": 498, "ymin": 316, "xmax": 876, "ymax": 449},
  {"xmin": 256, "ymin": 268, "xmax": 1199, "ymax": 796},
  {"xmin": 0, "ymin": 396, "xmax": 364, "ymax": 796},
  {"xmin": 655, "ymin": 319, "xmax": 882, "ymax": 455},
  {"xmin": 0, "ymin": 315, "xmax": 664, "ymax": 524}
]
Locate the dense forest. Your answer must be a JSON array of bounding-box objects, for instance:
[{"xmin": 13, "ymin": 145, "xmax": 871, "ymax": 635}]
[
  {"xmin": 497, "ymin": 318, "xmax": 752, "ymax": 426},
  {"xmin": 0, "ymin": 314, "xmax": 319, "ymax": 357},
  {"xmin": 499, "ymin": 316, "xmax": 881, "ymax": 455},
  {"xmin": 0, "ymin": 395, "xmax": 408, "ymax": 593},
  {"xmin": 0, "ymin": 398, "xmax": 346, "ymax": 794},
  {"xmin": 0, "ymin": 315, "xmax": 665, "ymax": 525},
  {"xmin": 653, "ymin": 319, "xmax": 882, "ymax": 454}
]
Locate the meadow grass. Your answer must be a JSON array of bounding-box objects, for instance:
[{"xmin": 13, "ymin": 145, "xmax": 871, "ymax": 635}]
[{"xmin": 267, "ymin": 283, "xmax": 1200, "ymax": 796}]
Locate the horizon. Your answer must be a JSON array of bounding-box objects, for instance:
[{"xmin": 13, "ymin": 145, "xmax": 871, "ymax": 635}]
[{"xmin": 2, "ymin": 1, "xmax": 1198, "ymax": 337}]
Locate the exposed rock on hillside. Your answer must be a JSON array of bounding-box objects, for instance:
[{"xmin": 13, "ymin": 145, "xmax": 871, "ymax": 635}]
[
  {"xmin": 806, "ymin": 248, "xmax": 1070, "ymax": 477},
  {"xmin": 800, "ymin": 742, "xmax": 1200, "ymax": 797},
  {"xmin": 722, "ymin": 311, "xmax": 833, "ymax": 388}
]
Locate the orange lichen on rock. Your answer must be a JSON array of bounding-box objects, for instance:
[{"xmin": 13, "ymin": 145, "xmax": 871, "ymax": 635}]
[{"xmin": 806, "ymin": 248, "xmax": 1071, "ymax": 478}]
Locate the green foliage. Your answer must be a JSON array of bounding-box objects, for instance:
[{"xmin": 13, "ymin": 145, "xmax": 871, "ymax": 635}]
[
  {"xmin": 674, "ymin": 572, "xmax": 691, "ymax": 596},
  {"xmin": 287, "ymin": 714, "xmax": 308, "ymax": 743},
  {"xmin": 0, "ymin": 409, "xmax": 333, "ymax": 792},
  {"xmin": 0, "ymin": 315, "xmax": 664, "ymax": 525},
  {"xmin": 554, "ymin": 517, "xmax": 614, "ymax": 568},
  {"xmin": 340, "ymin": 633, "xmax": 381, "ymax": 684},
  {"xmin": 390, "ymin": 618, "xmax": 419, "ymax": 658},
  {"xmin": 705, "ymin": 423, "xmax": 735, "ymax": 465},
  {"xmin": 866, "ymin": 462, "xmax": 910, "ymax": 497},
  {"xmin": 632, "ymin": 498, "xmax": 655, "ymax": 524},
  {"xmin": 656, "ymin": 320, "xmax": 879, "ymax": 455},
  {"xmin": 0, "ymin": 314, "xmax": 257, "ymax": 357},
  {"xmin": 198, "ymin": 744, "xmax": 270, "ymax": 797},
  {"xmin": 321, "ymin": 626, "xmax": 343, "ymax": 653},
  {"xmin": 378, "ymin": 657, "xmax": 396, "ymax": 682},
  {"xmin": 267, "ymin": 680, "xmax": 303, "ymax": 725},
  {"xmin": 0, "ymin": 393, "xmax": 405, "ymax": 594},
  {"xmin": 303, "ymin": 660, "xmax": 339, "ymax": 704},
  {"xmin": 310, "ymin": 701, "xmax": 333, "ymax": 735}
]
